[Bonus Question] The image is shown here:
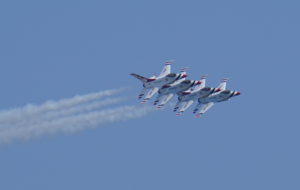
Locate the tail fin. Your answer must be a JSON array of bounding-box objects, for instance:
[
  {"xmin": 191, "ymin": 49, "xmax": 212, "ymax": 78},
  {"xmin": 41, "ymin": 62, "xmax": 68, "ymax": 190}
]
[
  {"xmin": 130, "ymin": 73, "xmax": 149, "ymax": 83},
  {"xmin": 199, "ymin": 75, "xmax": 207, "ymax": 88},
  {"xmin": 193, "ymin": 75, "xmax": 207, "ymax": 91},
  {"xmin": 158, "ymin": 60, "xmax": 174, "ymax": 78},
  {"xmin": 179, "ymin": 67, "xmax": 188, "ymax": 79},
  {"xmin": 217, "ymin": 78, "xmax": 229, "ymax": 91}
]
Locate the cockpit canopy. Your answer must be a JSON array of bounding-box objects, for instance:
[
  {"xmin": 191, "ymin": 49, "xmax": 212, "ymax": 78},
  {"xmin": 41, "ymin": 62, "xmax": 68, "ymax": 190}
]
[
  {"xmin": 202, "ymin": 87, "xmax": 211, "ymax": 91},
  {"xmin": 221, "ymin": 90, "xmax": 231, "ymax": 94},
  {"xmin": 182, "ymin": 80, "xmax": 191, "ymax": 84},
  {"xmin": 166, "ymin": 73, "xmax": 176, "ymax": 77}
]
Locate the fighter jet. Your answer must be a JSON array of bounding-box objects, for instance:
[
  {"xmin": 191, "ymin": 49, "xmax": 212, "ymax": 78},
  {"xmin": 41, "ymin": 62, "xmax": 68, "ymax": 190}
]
[
  {"xmin": 193, "ymin": 78, "xmax": 241, "ymax": 118},
  {"xmin": 153, "ymin": 78, "xmax": 202, "ymax": 109},
  {"xmin": 173, "ymin": 76, "xmax": 220, "ymax": 116},
  {"xmin": 130, "ymin": 61, "xmax": 187, "ymax": 103}
]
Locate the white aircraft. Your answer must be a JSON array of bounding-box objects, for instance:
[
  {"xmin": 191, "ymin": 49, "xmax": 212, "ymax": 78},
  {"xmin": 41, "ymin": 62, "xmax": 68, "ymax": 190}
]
[
  {"xmin": 193, "ymin": 78, "xmax": 241, "ymax": 118},
  {"xmin": 153, "ymin": 79, "xmax": 202, "ymax": 109},
  {"xmin": 173, "ymin": 76, "xmax": 221, "ymax": 116},
  {"xmin": 130, "ymin": 61, "xmax": 187, "ymax": 103}
]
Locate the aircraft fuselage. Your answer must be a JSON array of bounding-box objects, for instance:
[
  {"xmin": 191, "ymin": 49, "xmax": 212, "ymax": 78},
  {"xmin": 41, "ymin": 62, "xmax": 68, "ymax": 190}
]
[
  {"xmin": 178, "ymin": 87, "xmax": 215, "ymax": 102},
  {"xmin": 158, "ymin": 80, "xmax": 198, "ymax": 95},
  {"xmin": 143, "ymin": 73, "xmax": 182, "ymax": 89},
  {"xmin": 199, "ymin": 90, "xmax": 239, "ymax": 104}
]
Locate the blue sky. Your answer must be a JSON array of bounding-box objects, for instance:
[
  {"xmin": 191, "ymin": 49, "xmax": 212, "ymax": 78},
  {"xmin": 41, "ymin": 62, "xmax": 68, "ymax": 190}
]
[{"xmin": 0, "ymin": 0, "xmax": 299, "ymax": 189}]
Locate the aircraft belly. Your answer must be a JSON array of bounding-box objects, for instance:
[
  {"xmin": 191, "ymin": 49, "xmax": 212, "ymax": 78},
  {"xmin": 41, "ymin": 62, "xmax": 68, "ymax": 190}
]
[
  {"xmin": 173, "ymin": 85, "xmax": 190, "ymax": 93},
  {"xmin": 187, "ymin": 93, "xmax": 197, "ymax": 100},
  {"xmin": 200, "ymin": 91, "xmax": 211, "ymax": 98},
  {"xmin": 166, "ymin": 85, "xmax": 180, "ymax": 93},
  {"xmin": 159, "ymin": 88, "xmax": 170, "ymax": 95},
  {"xmin": 144, "ymin": 83, "xmax": 153, "ymax": 88},
  {"xmin": 180, "ymin": 96, "xmax": 190, "ymax": 102},
  {"xmin": 199, "ymin": 96, "xmax": 212, "ymax": 104},
  {"xmin": 173, "ymin": 87, "xmax": 187, "ymax": 94},
  {"xmin": 152, "ymin": 80, "xmax": 163, "ymax": 85},
  {"xmin": 217, "ymin": 94, "xmax": 231, "ymax": 102},
  {"xmin": 214, "ymin": 94, "xmax": 229, "ymax": 102}
]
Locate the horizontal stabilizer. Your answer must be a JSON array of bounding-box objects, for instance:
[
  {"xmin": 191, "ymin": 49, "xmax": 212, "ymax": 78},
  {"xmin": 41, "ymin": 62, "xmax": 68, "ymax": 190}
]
[{"xmin": 130, "ymin": 73, "xmax": 149, "ymax": 83}]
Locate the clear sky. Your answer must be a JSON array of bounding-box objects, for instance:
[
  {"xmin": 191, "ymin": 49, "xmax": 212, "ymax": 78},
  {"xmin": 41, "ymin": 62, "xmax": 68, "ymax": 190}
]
[{"xmin": 0, "ymin": 0, "xmax": 299, "ymax": 189}]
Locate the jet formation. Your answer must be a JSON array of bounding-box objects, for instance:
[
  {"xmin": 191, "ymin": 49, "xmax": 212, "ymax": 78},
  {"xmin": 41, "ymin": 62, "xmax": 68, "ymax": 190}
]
[{"xmin": 130, "ymin": 61, "xmax": 241, "ymax": 117}]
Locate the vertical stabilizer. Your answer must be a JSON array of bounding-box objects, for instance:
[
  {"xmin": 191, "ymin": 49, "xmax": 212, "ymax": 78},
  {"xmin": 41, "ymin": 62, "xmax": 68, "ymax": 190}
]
[
  {"xmin": 193, "ymin": 75, "xmax": 207, "ymax": 91},
  {"xmin": 158, "ymin": 60, "xmax": 174, "ymax": 78},
  {"xmin": 217, "ymin": 78, "xmax": 229, "ymax": 91}
]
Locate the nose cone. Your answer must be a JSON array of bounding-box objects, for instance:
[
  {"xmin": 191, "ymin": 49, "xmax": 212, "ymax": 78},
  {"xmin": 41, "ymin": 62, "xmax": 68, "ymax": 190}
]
[{"xmin": 235, "ymin": 91, "xmax": 241, "ymax": 96}]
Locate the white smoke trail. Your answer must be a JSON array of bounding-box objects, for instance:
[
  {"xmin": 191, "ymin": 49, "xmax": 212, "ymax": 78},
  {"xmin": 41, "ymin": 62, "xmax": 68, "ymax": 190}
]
[
  {"xmin": 0, "ymin": 105, "xmax": 154, "ymax": 144},
  {"xmin": 0, "ymin": 97, "xmax": 127, "ymax": 128},
  {"xmin": 0, "ymin": 87, "xmax": 154, "ymax": 144},
  {"xmin": 0, "ymin": 87, "xmax": 127, "ymax": 124}
]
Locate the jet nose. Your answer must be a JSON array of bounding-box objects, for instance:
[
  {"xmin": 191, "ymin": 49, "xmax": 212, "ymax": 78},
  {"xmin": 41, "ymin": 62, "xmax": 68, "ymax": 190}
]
[{"xmin": 235, "ymin": 91, "xmax": 241, "ymax": 96}]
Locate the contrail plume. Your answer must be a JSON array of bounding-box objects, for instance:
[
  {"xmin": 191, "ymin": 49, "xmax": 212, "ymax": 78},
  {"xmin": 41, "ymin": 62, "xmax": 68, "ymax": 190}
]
[
  {"xmin": 0, "ymin": 87, "xmax": 154, "ymax": 144},
  {"xmin": 0, "ymin": 97, "xmax": 127, "ymax": 128},
  {"xmin": 0, "ymin": 105, "xmax": 154, "ymax": 144},
  {"xmin": 0, "ymin": 87, "xmax": 127, "ymax": 123}
]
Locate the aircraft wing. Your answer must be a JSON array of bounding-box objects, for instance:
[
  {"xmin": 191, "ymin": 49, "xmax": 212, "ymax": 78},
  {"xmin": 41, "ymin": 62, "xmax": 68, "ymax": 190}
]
[
  {"xmin": 195, "ymin": 102, "xmax": 215, "ymax": 117},
  {"xmin": 142, "ymin": 87, "xmax": 159, "ymax": 103},
  {"xmin": 158, "ymin": 61, "xmax": 172, "ymax": 78}
]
